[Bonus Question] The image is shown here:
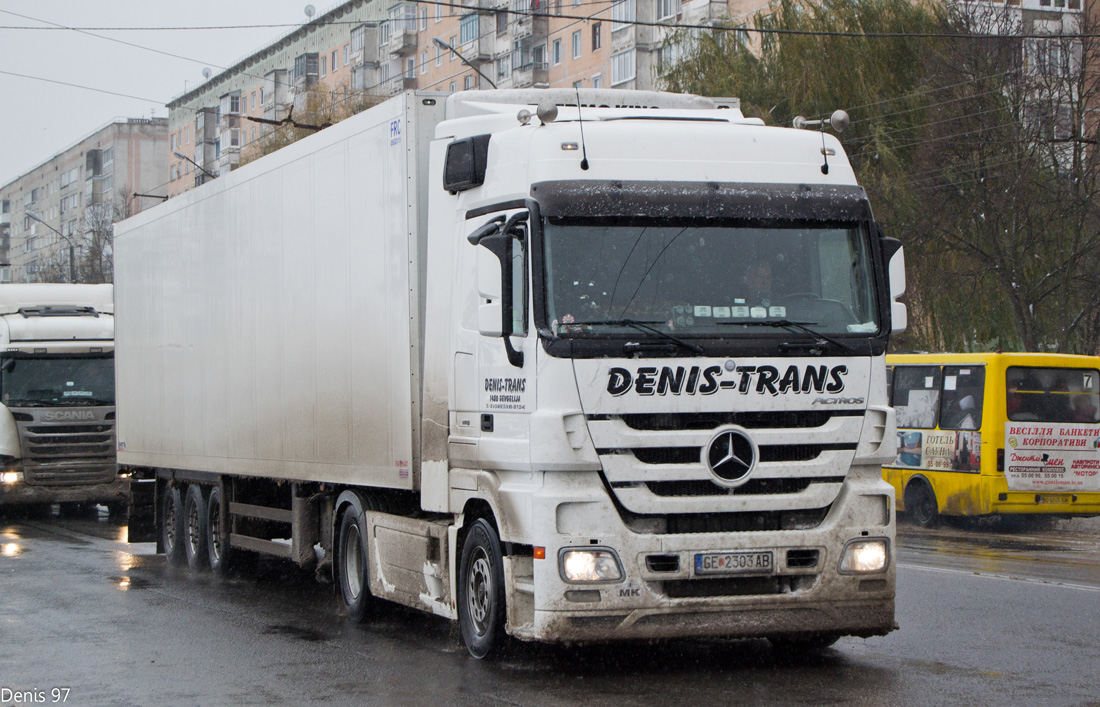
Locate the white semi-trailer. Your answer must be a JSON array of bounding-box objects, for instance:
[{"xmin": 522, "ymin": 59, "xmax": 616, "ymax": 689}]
[
  {"xmin": 116, "ymin": 89, "xmax": 906, "ymax": 658},
  {"xmin": 0, "ymin": 284, "xmax": 123, "ymax": 513}
]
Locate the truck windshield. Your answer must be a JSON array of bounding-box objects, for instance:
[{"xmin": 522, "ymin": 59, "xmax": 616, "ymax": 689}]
[
  {"xmin": 0, "ymin": 355, "xmax": 115, "ymax": 407},
  {"xmin": 542, "ymin": 220, "xmax": 879, "ymax": 338}
]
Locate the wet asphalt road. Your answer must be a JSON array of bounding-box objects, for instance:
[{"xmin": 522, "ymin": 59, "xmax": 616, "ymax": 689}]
[{"xmin": 1, "ymin": 511, "xmax": 1098, "ymax": 706}]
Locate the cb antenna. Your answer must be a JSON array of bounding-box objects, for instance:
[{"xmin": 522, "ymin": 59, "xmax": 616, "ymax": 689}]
[{"xmin": 575, "ymin": 87, "xmax": 589, "ymax": 171}]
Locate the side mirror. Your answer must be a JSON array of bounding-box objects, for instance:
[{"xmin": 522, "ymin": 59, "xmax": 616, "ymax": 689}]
[
  {"xmin": 886, "ymin": 241, "xmax": 907, "ymax": 335},
  {"xmin": 468, "ymin": 212, "xmax": 529, "ymax": 368},
  {"xmin": 477, "ymin": 246, "xmax": 504, "ymax": 337}
]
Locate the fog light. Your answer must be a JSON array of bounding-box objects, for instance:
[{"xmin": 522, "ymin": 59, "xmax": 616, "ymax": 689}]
[
  {"xmin": 1, "ymin": 471, "xmax": 22, "ymax": 484},
  {"xmin": 560, "ymin": 548, "xmax": 623, "ymax": 583},
  {"xmin": 838, "ymin": 539, "xmax": 888, "ymax": 574}
]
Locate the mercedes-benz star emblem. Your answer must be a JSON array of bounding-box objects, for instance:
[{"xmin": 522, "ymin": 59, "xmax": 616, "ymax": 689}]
[{"xmin": 705, "ymin": 429, "xmax": 757, "ymax": 485}]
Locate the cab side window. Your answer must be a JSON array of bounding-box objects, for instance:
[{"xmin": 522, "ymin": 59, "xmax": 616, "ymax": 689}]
[
  {"xmin": 892, "ymin": 366, "xmax": 942, "ymax": 429},
  {"xmin": 940, "ymin": 366, "xmax": 984, "ymax": 430}
]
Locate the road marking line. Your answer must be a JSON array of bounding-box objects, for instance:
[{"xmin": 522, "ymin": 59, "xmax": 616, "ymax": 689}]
[{"xmin": 898, "ymin": 562, "xmax": 1100, "ymax": 593}]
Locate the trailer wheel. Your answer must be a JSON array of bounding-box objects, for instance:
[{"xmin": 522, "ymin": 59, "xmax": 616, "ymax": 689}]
[
  {"xmin": 205, "ymin": 485, "xmax": 230, "ymax": 576},
  {"xmin": 457, "ymin": 519, "xmax": 507, "ymax": 659},
  {"xmin": 905, "ymin": 481, "xmax": 939, "ymax": 529},
  {"xmin": 183, "ymin": 485, "xmax": 208, "ymax": 572},
  {"xmin": 338, "ymin": 505, "xmax": 372, "ymax": 622},
  {"xmin": 161, "ymin": 486, "xmax": 186, "ymax": 567}
]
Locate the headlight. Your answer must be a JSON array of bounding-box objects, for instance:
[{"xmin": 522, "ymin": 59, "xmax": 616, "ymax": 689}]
[
  {"xmin": 1, "ymin": 471, "xmax": 22, "ymax": 484},
  {"xmin": 559, "ymin": 548, "xmax": 623, "ymax": 583},
  {"xmin": 838, "ymin": 539, "xmax": 888, "ymax": 574}
]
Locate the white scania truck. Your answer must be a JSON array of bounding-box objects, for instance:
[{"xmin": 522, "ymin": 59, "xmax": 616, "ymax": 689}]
[
  {"xmin": 0, "ymin": 284, "xmax": 123, "ymax": 514},
  {"xmin": 116, "ymin": 89, "xmax": 906, "ymax": 658}
]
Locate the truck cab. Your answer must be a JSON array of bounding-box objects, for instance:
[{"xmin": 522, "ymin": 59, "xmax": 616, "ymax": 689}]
[{"xmin": 0, "ymin": 284, "xmax": 123, "ymax": 514}]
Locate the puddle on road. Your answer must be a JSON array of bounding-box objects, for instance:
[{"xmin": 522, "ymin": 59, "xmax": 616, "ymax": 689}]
[
  {"xmin": 263, "ymin": 624, "xmax": 328, "ymax": 642},
  {"xmin": 109, "ymin": 575, "xmax": 162, "ymax": 591}
]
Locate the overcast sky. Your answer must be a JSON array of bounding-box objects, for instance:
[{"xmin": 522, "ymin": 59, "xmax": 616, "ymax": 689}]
[{"xmin": 0, "ymin": 0, "xmax": 331, "ymax": 187}]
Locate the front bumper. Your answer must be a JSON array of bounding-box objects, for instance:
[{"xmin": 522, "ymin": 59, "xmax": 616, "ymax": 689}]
[
  {"xmin": 506, "ymin": 469, "xmax": 896, "ymax": 644},
  {"xmin": 0, "ymin": 474, "xmax": 130, "ymax": 507}
]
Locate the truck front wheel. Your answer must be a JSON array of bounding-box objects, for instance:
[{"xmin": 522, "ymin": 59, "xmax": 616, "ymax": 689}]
[
  {"xmin": 161, "ymin": 486, "xmax": 186, "ymax": 567},
  {"xmin": 338, "ymin": 505, "xmax": 372, "ymax": 622},
  {"xmin": 457, "ymin": 519, "xmax": 507, "ymax": 659}
]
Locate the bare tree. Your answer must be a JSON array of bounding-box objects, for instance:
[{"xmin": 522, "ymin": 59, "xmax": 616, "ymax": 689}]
[{"xmin": 906, "ymin": 1, "xmax": 1100, "ymax": 353}]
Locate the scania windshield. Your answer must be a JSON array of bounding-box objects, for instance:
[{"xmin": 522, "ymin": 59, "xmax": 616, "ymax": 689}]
[
  {"xmin": 541, "ymin": 220, "xmax": 880, "ymax": 343},
  {"xmin": 0, "ymin": 354, "xmax": 115, "ymax": 407}
]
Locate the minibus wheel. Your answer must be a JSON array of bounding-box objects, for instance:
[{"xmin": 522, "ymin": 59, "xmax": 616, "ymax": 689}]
[{"xmin": 906, "ymin": 481, "xmax": 939, "ymax": 528}]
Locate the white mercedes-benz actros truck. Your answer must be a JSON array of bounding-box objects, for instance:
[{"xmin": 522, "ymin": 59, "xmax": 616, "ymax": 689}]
[
  {"xmin": 0, "ymin": 284, "xmax": 123, "ymax": 514},
  {"xmin": 116, "ymin": 89, "xmax": 906, "ymax": 658}
]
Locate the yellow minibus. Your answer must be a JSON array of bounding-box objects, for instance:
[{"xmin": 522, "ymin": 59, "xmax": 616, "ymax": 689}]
[{"xmin": 885, "ymin": 352, "xmax": 1100, "ymax": 526}]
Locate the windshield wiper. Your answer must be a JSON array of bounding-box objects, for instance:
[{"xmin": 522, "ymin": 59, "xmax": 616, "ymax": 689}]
[
  {"xmin": 717, "ymin": 319, "xmax": 852, "ymax": 352},
  {"xmin": 579, "ymin": 319, "xmax": 705, "ymax": 354}
]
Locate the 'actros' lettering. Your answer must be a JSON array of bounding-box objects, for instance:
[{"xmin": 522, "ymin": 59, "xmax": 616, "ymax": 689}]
[{"xmin": 606, "ymin": 365, "xmax": 849, "ymax": 397}]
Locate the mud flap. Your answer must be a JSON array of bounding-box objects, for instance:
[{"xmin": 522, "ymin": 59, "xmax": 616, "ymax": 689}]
[{"xmin": 128, "ymin": 476, "xmax": 157, "ymax": 543}]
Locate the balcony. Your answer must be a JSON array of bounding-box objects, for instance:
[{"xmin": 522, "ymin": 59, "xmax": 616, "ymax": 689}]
[
  {"xmin": 512, "ymin": 13, "xmax": 548, "ymax": 40},
  {"xmin": 388, "ymin": 26, "xmax": 417, "ymax": 56},
  {"xmin": 512, "ymin": 62, "xmax": 548, "ymax": 88}
]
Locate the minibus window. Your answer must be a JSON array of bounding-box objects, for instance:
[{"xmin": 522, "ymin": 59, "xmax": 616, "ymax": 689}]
[
  {"xmin": 891, "ymin": 365, "xmax": 942, "ymax": 429},
  {"xmin": 940, "ymin": 366, "xmax": 985, "ymax": 430},
  {"xmin": 1007, "ymin": 366, "xmax": 1100, "ymax": 423}
]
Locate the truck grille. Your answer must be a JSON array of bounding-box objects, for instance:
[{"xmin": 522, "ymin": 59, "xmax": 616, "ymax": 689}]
[
  {"xmin": 14, "ymin": 408, "xmax": 117, "ymax": 486},
  {"xmin": 588, "ymin": 411, "xmax": 863, "ymax": 519}
]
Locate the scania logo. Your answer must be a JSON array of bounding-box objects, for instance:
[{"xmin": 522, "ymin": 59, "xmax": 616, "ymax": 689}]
[
  {"xmin": 705, "ymin": 428, "xmax": 758, "ymax": 486},
  {"xmin": 42, "ymin": 411, "xmax": 96, "ymax": 422}
]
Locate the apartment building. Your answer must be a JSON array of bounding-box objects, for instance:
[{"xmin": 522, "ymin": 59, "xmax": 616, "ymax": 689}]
[
  {"xmin": 164, "ymin": 0, "xmax": 387, "ymax": 197},
  {"xmin": 0, "ymin": 118, "xmax": 168, "ymax": 284},
  {"xmin": 166, "ymin": 0, "xmax": 751, "ymax": 196}
]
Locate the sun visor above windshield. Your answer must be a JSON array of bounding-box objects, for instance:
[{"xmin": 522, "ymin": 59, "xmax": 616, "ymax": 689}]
[{"xmin": 530, "ymin": 181, "xmax": 872, "ymax": 223}]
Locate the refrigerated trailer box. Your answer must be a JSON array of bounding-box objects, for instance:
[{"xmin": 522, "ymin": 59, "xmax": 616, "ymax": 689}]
[{"xmin": 116, "ymin": 90, "xmax": 906, "ymax": 657}]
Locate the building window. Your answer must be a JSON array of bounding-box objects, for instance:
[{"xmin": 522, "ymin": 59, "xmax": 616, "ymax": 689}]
[
  {"xmin": 593, "ymin": 73, "xmax": 602, "ymax": 88},
  {"xmin": 497, "ymin": 12, "xmax": 507, "ymax": 35},
  {"xmin": 321, "ymin": 56, "xmax": 327, "ymax": 77},
  {"xmin": 332, "ymin": 50, "xmax": 337, "ymax": 71},
  {"xmin": 450, "ymin": 81, "xmax": 457, "ymax": 92},
  {"xmin": 406, "ymin": 57, "xmax": 416, "ymax": 79},
  {"xmin": 572, "ymin": 30, "xmax": 582, "ymax": 58},
  {"xmin": 460, "ymin": 14, "xmax": 478, "ymax": 45},
  {"xmin": 465, "ymin": 75, "xmax": 474, "ymax": 90},
  {"xmin": 436, "ymin": 44, "xmax": 443, "ymax": 66},
  {"xmin": 294, "ymin": 53, "xmax": 318, "ymax": 80},
  {"xmin": 552, "ymin": 38, "xmax": 562, "ymax": 65},
  {"xmin": 421, "ymin": 50, "xmax": 428, "ymax": 73},
  {"xmin": 611, "ymin": 0, "xmax": 635, "ymax": 32},
  {"xmin": 420, "ymin": 7, "xmax": 428, "ymax": 29},
  {"xmin": 449, "ymin": 36, "xmax": 458, "ymax": 58},
  {"xmin": 251, "ymin": 91, "xmax": 257, "ymax": 110},
  {"xmin": 380, "ymin": 21, "xmax": 392, "ymax": 46},
  {"xmin": 351, "ymin": 25, "xmax": 366, "ymax": 53},
  {"xmin": 103, "ymin": 148, "xmax": 113, "ymax": 165},
  {"xmin": 436, "ymin": 4, "xmax": 442, "ymax": 21},
  {"xmin": 611, "ymin": 48, "xmax": 635, "ymax": 85},
  {"xmin": 592, "ymin": 22, "xmax": 602, "ymax": 51},
  {"xmin": 344, "ymin": 44, "xmax": 350, "ymax": 66},
  {"xmin": 573, "ymin": 79, "xmax": 582, "ymax": 89},
  {"xmin": 657, "ymin": 0, "xmax": 680, "ymax": 21},
  {"xmin": 497, "ymin": 53, "xmax": 511, "ymax": 79}
]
